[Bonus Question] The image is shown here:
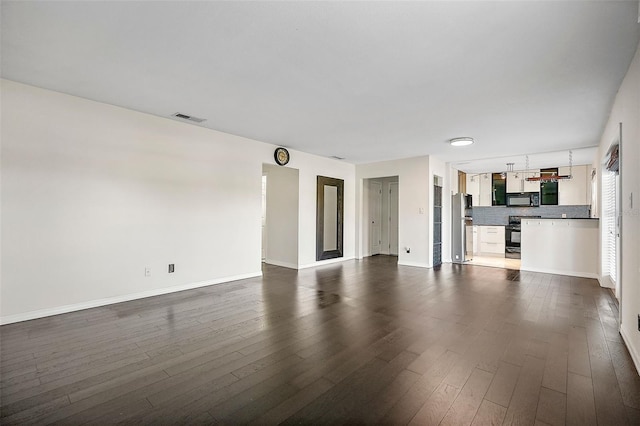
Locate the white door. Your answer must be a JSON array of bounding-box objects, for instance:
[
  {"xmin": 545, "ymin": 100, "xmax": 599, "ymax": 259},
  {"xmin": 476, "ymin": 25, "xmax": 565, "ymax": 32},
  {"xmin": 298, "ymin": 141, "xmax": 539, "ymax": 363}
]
[
  {"xmin": 370, "ymin": 181, "xmax": 382, "ymax": 255},
  {"xmin": 389, "ymin": 182, "xmax": 399, "ymax": 255}
]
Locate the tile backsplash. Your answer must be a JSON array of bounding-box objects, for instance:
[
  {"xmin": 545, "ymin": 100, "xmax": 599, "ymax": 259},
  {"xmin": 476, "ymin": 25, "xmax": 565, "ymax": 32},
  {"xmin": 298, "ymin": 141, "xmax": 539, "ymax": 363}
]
[{"xmin": 472, "ymin": 205, "xmax": 590, "ymax": 226}]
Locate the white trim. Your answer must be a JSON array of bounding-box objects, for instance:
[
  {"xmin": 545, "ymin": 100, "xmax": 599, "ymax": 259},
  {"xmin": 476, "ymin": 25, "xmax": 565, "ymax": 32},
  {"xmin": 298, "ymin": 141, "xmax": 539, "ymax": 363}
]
[
  {"xmin": 598, "ymin": 274, "xmax": 615, "ymax": 289},
  {"xmin": 620, "ymin": 326, "xmax": 640, "ymax": 376},
  {"xmin": 520, "ymin": 266, "xmax": 598, "ymax": 279},
  {"xmin": 264, "ymin": 259, "xmax": 298, "ymax": 270},
  {"xmin": 0, "ymin": 271, "xmax": 262, "ymax": 325},
  {"xmin": 398, "ymin": 260, "xmax": 432, "ymax": 268},
  {"xmin": 298, "ymin": 256, "xmax": 355, "ymax": 270}
]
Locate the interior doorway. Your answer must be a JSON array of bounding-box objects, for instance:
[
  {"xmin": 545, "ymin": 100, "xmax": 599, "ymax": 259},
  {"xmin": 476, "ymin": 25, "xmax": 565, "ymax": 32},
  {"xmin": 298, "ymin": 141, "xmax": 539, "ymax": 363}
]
[
  {"xmin": 364, "ymin": 176, "xmax": 399, "ymax": 257},
  {"xmin": 261, "ymin": 174, "xmax": 267, "ymax": 261},
  {"xmin": 262, "ymin": 164, "xmax": 299, "ymax": 269}
]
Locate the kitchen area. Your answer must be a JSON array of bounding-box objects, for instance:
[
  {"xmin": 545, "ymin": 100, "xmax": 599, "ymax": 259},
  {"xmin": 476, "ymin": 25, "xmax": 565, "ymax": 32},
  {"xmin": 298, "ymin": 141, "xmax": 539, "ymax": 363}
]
[{"xmin": 452, "ymin": 161, "xmax": 600, "ymax": 278}]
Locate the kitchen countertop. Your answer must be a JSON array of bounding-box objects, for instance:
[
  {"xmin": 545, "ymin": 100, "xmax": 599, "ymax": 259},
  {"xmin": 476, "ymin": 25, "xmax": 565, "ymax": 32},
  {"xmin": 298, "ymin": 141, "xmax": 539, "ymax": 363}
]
[
  {"xmin": 525, "ymin": 217, "xmax": 598, "ymax": 220},
  {"xmin": 472, "ymin": 218, "xmax": 597, "ymax": 226}
]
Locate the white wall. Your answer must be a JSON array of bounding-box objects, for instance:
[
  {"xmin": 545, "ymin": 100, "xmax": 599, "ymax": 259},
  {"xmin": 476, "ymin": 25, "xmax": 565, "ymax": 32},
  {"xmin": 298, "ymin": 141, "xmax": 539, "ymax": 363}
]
[
  {"xmin": 263, "ymin": 164, "xmax": 299, "ymax": 269},
  {"xmin": 294, "ymin": 153, "xmax": 355, "ymax": 269},
  {"xmin": 356, "ymin": 157, "xmax": 432, "ymax": 267},
  {"xmin": 0, "ymin": 79, "xmax": 355, "ymax": 323},
  {"xmin": 595, "ymin": 43, "xmax": 640, "ymax": 374}
]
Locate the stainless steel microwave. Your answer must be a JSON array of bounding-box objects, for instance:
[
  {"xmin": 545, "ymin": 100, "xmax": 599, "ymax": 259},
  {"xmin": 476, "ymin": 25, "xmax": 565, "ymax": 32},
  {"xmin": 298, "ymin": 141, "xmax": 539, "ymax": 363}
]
[{"xmin": 506, "ymin": 192, "xmax": 540, "ymax": 207}]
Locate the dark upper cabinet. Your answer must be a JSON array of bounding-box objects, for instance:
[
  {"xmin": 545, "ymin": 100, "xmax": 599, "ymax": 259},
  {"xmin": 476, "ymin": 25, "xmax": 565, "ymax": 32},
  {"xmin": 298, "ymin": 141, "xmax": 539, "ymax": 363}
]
[
  {"xmin": 540, "ymin": 168, "xmax": 558, "ymax": 205},
  {"xmin": 492, "ymin": 173, "xmax": 506, "ymax": 206}
]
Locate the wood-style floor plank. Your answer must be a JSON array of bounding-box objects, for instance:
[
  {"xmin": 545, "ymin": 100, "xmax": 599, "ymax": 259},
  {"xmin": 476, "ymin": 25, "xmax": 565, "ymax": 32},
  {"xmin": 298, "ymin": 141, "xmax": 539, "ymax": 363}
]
[
  {"xmin": 567, "ymin": 372, "xmax": 598, "ymax": 426},
  {"xmin": 542, "ymin": 332, "xmax": 569, "ymax": 393},
  {"xmin": 502, "ymin": 355, "xmax": 546, "ymax": 425},
  {"xmin": 471, "ymin": 399, "xmax": 507, "ymax": 426},
  {"xmin": 536, "ymin": 386, "xmax": 567, "ymax": 426},
  {"xmin": 1, "ymin": 257, "xmax": 637, "ymax": 424},
  {"xmin": 439, "ymin": 367, "xmax": 494, "ymax": 426},
  {"xmin": 484, "ymin": 361, "xmax": 521, "ymax": 408}
]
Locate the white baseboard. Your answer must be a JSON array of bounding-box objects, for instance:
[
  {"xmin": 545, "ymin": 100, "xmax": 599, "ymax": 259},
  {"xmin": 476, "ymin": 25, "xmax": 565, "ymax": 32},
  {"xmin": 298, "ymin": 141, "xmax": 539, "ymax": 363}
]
[
  {"xmin": 620, "ymin": 326, "xmax": 640, "ymax": 376},
  {"xmin": 0, "ymin": 271, "xmax": 263, "ymax": 325},
  {"xmin": 264, "ymin": 259, "xmax": 298, "ymax": 269},
  {"xmin": 397, "ymin": 260, "xmax": 432, "ymax": 269},
  {"xmin": 598, "ymin": 275, "xmax": 615, "ymax": 289},
  {"xmin": 298, "ymin": 256, "xmax": 355, "ymax": 270},
  {"xmin": 520, "ymin": 266, "xmax": 598, "ymax": 279}
]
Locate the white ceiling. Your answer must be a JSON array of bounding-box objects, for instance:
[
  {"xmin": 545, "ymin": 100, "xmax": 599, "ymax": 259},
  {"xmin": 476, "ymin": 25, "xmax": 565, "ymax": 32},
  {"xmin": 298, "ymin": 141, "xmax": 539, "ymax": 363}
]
[{"xmin": 2, "ymin": 1, "xmax": 639, "ymax": 171}]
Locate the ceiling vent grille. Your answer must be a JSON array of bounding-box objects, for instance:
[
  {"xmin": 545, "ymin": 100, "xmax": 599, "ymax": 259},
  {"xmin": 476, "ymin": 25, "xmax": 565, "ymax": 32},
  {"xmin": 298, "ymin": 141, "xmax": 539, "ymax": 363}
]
[{"xmin": 171, "ymin": 112, "xmax": 206, "ymax": 123}]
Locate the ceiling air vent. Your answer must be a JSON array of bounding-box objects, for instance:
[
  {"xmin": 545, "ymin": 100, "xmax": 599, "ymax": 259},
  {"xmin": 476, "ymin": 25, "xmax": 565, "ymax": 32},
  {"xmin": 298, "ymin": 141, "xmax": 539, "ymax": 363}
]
[{"xmin": 171, "ymin": 112, "xmax": 206, "ymax": 123}]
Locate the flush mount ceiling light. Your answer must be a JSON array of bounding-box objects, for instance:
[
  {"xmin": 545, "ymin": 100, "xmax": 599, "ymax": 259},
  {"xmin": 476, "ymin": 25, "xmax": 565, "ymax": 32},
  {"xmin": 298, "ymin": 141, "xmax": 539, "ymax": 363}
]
[{"xmin": 449, "ymin": 137, "xmax": 474, "ymax": 147}]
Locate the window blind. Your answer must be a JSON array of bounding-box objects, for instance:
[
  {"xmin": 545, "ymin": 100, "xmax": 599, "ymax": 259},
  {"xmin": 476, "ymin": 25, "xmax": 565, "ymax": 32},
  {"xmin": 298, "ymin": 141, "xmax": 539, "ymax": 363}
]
[{"xmin": 602, "ymin": 170, "xmax": 616, "ymax": 284}]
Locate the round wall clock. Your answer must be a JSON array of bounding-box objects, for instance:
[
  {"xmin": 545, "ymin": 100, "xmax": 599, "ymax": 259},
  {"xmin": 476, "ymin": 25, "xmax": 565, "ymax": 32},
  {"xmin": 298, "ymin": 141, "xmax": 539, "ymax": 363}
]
[{"xmin": 274, "ymin": 147, "xmax": 290, "ymax": 166}]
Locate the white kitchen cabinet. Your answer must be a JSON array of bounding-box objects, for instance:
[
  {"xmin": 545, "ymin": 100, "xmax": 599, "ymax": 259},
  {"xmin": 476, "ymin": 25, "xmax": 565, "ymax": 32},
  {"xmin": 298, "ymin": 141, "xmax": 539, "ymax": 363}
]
[
  {"xmin": 478, "ymin": 173, "xmax": 492, "ymax": 206},
  {"xmin": 475, "ymin": 225, "xmax": 505, "ymax": 256},
  {"xmin": 558, "ymin": 165, "xmax": 589, "ymax": 205},
  {"xmin": 523, "ymin": 170, "xmax": 541, "ymax": 192},
  {"xmin": 472, "ymin": 226, "xmax": 478, "ymax": 254},
  {"xmin": 507, "ymin": 170, "xmax": 540, "ymax": 193},
  {"xmin": 506, "ymin": 172, "xmax": 521, "ymax": 193},
  {"xmin": 466, "ymin": 174, "xmax": 480, "ymax": 207}
]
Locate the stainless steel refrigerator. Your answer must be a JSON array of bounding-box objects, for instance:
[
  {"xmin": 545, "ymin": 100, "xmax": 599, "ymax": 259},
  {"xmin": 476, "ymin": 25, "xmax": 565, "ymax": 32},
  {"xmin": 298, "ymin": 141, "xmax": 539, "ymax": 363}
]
[{"xmin": 452, "ymin": 193, "xmax": 473, "ymax": 263}]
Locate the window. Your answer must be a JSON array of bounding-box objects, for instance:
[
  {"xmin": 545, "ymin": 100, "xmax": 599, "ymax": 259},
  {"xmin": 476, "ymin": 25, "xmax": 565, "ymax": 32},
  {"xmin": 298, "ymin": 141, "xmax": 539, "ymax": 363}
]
[
  {"xmin": 540, "ymin": 168, "xmax": 558, "ymax": 205},
  {"xmin": 492, "ymin": 173, "xmax": 506, "ymax": 206}
]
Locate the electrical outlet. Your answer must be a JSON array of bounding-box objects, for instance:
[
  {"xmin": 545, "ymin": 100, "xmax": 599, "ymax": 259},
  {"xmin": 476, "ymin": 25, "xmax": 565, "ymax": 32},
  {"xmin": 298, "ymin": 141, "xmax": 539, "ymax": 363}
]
[
  {"xmin": 145, "ymin": 267, "xmax": 151, "ymax": 277},
  {"xmin": 168, "ymin": 264, "xmax": 175, "ymax": 273}
]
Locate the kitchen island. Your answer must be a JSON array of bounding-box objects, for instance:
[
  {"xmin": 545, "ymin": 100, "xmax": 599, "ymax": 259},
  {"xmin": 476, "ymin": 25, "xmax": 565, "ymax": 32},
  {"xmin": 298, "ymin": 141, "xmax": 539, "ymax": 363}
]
[{"xmin": 521, "ymin": 218, "xmax": 599, "ymax": 278}]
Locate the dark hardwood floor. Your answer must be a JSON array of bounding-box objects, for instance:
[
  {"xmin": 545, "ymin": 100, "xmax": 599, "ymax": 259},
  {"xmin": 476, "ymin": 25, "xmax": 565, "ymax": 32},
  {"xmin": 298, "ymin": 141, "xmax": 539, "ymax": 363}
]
[{"xmin": 1, "ymin": 256, "xmax": 639, "ymax": 425}]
